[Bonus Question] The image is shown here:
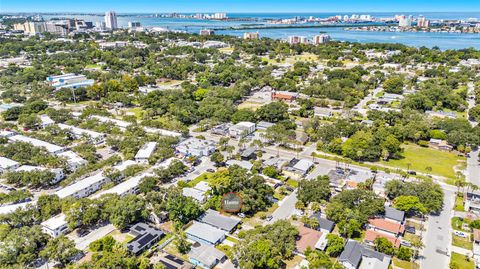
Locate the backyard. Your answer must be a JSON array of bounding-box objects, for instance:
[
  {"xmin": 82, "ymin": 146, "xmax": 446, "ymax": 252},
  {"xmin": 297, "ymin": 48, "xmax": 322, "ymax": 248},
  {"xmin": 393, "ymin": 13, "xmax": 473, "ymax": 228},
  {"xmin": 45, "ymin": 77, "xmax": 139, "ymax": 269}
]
[{"xmin": 450, "ymin": 252, "xmax": 475, "ymax": 269}]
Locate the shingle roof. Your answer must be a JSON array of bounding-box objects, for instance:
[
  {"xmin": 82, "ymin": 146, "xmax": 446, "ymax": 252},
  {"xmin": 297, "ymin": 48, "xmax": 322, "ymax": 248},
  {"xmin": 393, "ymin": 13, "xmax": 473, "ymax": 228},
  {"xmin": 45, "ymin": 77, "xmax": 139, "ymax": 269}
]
[
  {"xmin": 199, "ymin": 209, "xmax": 241, "ymax": 232},
  {"xmin": 368, "ymin": 218, "xmax": 405, "ymax": 235},
  {"xmin": 188, "ymin": 243, "xmax": 225, "ymax": 268},
  {"xmin": 185, "ymin": 221, "xmax": 225, "ymax": 245},
  {"xmin": 384, "ymin": 206, "xmax": 405, "ymax": 222},
  {"xmin": 339, "ymin": 240, "xmax": 363, "ymax": 268}
]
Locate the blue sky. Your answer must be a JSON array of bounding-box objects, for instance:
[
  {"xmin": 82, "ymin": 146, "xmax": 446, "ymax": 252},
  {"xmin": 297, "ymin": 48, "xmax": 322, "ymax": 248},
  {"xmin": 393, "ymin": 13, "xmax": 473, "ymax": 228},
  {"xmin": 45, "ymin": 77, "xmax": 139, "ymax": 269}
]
[{"xmin": 1, "ymin": 0, "xmax": 480, "ymax": 13}]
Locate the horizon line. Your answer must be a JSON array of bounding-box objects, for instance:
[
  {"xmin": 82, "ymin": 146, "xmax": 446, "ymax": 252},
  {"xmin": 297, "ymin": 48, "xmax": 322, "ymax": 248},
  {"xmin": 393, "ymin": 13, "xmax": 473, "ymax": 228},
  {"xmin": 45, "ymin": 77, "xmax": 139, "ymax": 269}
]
[{"xmin": 3, "ymin": 10, "xmax": 480, "ymax": 14}]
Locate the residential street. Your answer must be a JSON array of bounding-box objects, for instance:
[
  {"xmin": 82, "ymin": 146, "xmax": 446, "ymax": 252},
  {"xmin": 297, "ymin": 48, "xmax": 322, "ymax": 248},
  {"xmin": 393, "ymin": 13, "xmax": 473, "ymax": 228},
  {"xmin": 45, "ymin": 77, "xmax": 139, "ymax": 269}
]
[
  {"xmin": 420, "ymin": 189, "xmax": 455, "ymax": 269},
  {"xmin": 269, "ymin": 191, "xmax": 298, "ymax": 223},
  {"xmin": 67, "ymin": 223, "xmax": 115, "ymax": 250}
]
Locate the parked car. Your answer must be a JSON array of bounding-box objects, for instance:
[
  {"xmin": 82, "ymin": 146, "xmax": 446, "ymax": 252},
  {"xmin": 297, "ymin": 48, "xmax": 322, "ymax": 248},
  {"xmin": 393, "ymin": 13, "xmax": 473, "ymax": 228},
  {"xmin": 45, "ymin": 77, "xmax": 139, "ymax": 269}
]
[
  {"xmin": 265, "ymin": 215, "xmax": 273, "ymax": 221},
  {"xmin": 405, "ymin": 226, "xmax": 416, "ymax": 234},
  {"xmin": 400, "ymin": 241, "xmax": 412, "ymax": 247}
]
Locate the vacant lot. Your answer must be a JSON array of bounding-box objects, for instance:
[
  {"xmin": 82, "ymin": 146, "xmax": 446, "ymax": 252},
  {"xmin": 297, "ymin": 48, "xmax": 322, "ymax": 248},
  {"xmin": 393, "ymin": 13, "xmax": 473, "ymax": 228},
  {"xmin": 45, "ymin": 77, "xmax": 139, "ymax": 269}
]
[{"xmin": 380, "ymin": 143, "xmax": 465, "ymax": 179}]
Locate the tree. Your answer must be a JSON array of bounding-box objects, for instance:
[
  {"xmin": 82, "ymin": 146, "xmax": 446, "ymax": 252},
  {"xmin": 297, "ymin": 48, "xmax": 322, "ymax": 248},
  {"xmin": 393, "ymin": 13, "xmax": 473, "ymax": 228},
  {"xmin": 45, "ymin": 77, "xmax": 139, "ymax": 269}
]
[
  {"xmin": 40, "ymin": 235, "xmax": 81, "ymax": 266},
  {"xmin": 262, "ymin": 166, "xmax": 279, "ymax": 178},
  {"xmin": 393, "ymin": 195, "xmax": 427, "ymax": 216},
  {"xmin": 305, "ymin": 249, "xmax": 344, "ymax": 269},
  {"xmin": 232, "ymin": 109, "xmax": 256, "ymax": 123},
  {"xmin": 374, "ymin": 237, "xmax": 395, "ymax": 255},
  {"xmin": 383, "ymin": 76, "xmax": 404, "ymax": 94},
  {"xmin": 396, "ymin": 246, "xmax": 413, "ymax": 261},
  {"xmin": 167, "ymin": 192, "xmax": 203, "ymax": 228},
  {"xmin": 298, "ymin": 176, "xmax": 331, "ymax": 204},
  {"xmin": 325, "ymin": 234, "xmax": 345, "ymax": 257},
  {"xmin": 256, "ymin": 102, "xmax": 289, "ymax": 123},
  {"xmin": 385, "ymin": 180, "xmax": 444, "ymax": 214},
  {"xmin": 174, "ymin": 232, "xmax": 192, "ymax": 254},
  {"xmin": 338, "ymin": 219, "xmax": 362, "ymax": 238},
  {"xmin": 210, "ymin": 151, "xmax": 225, "ymax": 166}
]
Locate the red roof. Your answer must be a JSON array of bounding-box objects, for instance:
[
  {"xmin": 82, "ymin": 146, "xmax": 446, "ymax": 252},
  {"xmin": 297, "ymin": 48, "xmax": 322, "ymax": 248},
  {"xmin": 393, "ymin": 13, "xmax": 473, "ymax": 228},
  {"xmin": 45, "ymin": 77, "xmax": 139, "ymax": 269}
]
[
  {"xmin": 296, "ymin": 225, "xmax": 322, "ymax": 253},
  {"xmin": 272, "ymin": 93, "xmax": 296, "ymax": 101},
  {"xmin": 365, "ymin": 229, "xmax": 401, "ymax": 248},
  {"xmin": 368, "ymin": 218, "xmax": 405, "ymax": 235}
]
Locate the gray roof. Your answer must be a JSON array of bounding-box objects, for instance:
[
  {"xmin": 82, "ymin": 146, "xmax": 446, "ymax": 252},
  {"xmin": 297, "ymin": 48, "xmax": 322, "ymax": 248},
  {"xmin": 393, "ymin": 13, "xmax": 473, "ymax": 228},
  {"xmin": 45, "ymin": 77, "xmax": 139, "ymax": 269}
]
[
  {"xmin": 241, "ymin": 147, "xmax": 256, "ymax": 158},
  {"xmin": 185, "ymin": 221, "xmax": 225, "ymax": 244},
  {"xmin": 311, "ymin": 212, "xmax": 335, "ymax": 232},
  {"xmin": 127, "ymin": 222, "xmax": 164, "ymax": 255},
  {"xmin": 199, "ymin": 209, "xmax": 241, "ymax": 232},
  {"xmin": 339, "ymin": 240, "xmax": 390, "ymax": 269},
  {"xmin": 384, "ymin": 206, "xmax": 405, "ymax": 222},
  {"xmin": 188, "ymin": 243, "xmax": 225, "ymax": 268}
]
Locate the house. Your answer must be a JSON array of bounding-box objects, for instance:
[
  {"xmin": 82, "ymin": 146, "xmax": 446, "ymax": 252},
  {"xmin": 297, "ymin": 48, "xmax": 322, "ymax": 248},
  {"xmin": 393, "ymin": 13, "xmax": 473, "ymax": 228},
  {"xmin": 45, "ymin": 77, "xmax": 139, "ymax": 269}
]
[
  {"xmin": 228, "ymin": 122, "xmax": 256, "ymax": 138},
  {"xmin": 198, "ymin": 209, "xmax": 241, "ymax": 233},
  {"xmin": 384, "ymin": 206, "xmax": 405, "ymax": 224},
  {"xmin": 39, "ymin": 115, "xmax": 55, "ymax": 128},
  {"xmin": 339, "ymin": 240, "xmax": 391, "ymax": 269},
  {"xmin": 57, "ymin": 123, "xmax": 106, "ymax": 144},
  {"xmin": 193, "ymin": 181, "xmax": 211, "ymax": 193},
  {"xmin": 188, "ymin": 243, "xmax": 226, "ymax": 269},
  {"xmin": 283, "ymin": 158, "xmax": 314, "ymax": 179},
  {"xmin": 256, "ymin": 121, "xmax": 274, "ymax": 130},
  {"xmin": 176, "ymin": 138, "xmax": 216, "ymax": 157},
  {"xmin": 474, "ymin": 229, "xmax": 480, "ymax": 245},
  {"xmin": 465, "ymin": 191, "xmax": 480, "ymax": 212},
  {"xmin": 55, "ymin": 172, "xmax": 109, "ymax": 199},
  {"xmin": 41, "ymin": 214, "xmax": 68, "ymax": 237},
  {"xmin": 264, "ymin": 157, "xmax": 290, "ymax": 170},
  {"xmin": 429, "ymin": 138, "xmax": 453, "ymax": 151},
  {"xmin": 225, "ymin": 160, "xmax": 253, "ymax": 170},
  {"xmin": 271, "ymin": 90, "xmax": 298, "ymax": 102},
  {"xmin": 46, "ymin": 73, "xmax": 94, "ymax": 90},
  {"xmin": 154, "ymin": 252, "xmax": 194, "ymax": 269},
  {"xmin": 310, "ymin": 212, "xmax": 335, "ymax": 233},
  {"xmin": 364, "ymin": 229, "xmax": 401, "ymax": 248},
  {"xmin": 183, "ymin": 187, "xmax": 207, "ymax": 203},
  {"xmin": 57, "ymin": 150, "xmax": 87, "ymax": 171},
  {"xmin": 0, "ymin": 157, "xmax": 20, "ymax": 174},
  {"xmin": 15, "ymin": 165, "xmax": 65, "ymax": 184},
  {"xmin": 240, "ymin": 147, "xmax": 256, "ymax": 160},
  {"xmin": 185, "ymin": 221, "xmax": 226, "ymax": 245},
  {"xmin": 367, "ymin": 218, "xmax": 405, "ymax": 237},
  {"xmin": 135, "ymin": 142, "xmax": 157, "ymax": 164},
  {"xmin": 126, "ymin": 222, "xmax": 164, "ymax": 255},
  {"xmin": 0, "ymin": 130, "xmax": 16, "ymax": 138},
  {"xmin": 296, "ymin": 225, "xmax": 323, "ymax": 254},
  {"xmin": 314, "ymin": 107, "xmax": 334, "ymax": 118}
]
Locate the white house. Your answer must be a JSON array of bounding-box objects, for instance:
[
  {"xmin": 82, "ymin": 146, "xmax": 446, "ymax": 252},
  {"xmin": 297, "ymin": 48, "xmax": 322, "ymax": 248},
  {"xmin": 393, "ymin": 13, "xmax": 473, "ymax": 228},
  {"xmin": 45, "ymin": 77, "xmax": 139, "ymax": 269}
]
[
  {"xmin": 41, "ymin": 213, "xmax": 68, "ymax": 237},
  {"xmin": 57, "ymin": 123, "xmax": 106, "ymax": 144},
  {"xmin": 15, "ymin": 165, "xmax": 65, "ymax": 184},
  {"xmin": 39, "ymin": 115, "xmax": 55, "ymax": 128},
  {"xmin": 228, "ymin": 122, "xmax": 256, "ymax": 138},
  {"xmin": 57, "ymin": 150, "xmax": 87, "ymax": 171},
  {"xmin": 135, "ymin": 142, "xmax": 157, "ymax": 164},
  {"xmin": 0, "ymin": 157, "xmax": 20, "ymax": 174},
  {"xmin": 92, "ymin": 172, "xmax": 154, "ymax": 198}
]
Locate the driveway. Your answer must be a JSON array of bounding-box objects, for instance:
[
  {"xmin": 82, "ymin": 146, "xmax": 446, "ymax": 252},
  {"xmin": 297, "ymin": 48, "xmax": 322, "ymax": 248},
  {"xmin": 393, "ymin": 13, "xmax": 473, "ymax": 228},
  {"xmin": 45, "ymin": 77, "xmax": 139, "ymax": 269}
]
[
  {"xmin": 268, "ymin": 191, "xmax": 298, "ymax": 223},
  {"xmin": 467, "ymin": 148, "xmax": 480, "ymax": 186},
  {"xmin": 420, "ymin": 189, "xmax": 455, "ymax": 269},
  {"xmin": 68, "ymin": 223, "xmax": 115, "ymax": 250}
]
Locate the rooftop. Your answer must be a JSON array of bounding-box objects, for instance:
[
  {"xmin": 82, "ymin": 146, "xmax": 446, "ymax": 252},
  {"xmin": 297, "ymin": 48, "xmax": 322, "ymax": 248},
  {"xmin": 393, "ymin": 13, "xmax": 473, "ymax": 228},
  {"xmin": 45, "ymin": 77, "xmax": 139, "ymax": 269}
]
[
  {"xmin": 198, "ymin": 209, "xmax": 241, "ymax": 232},
  {"xmin": 55, "ymin": 172, "xmax": 106, "ymax": 198},
  {"xmin": 188, "ymin": 243, "xmax": 225, "ymax": 268},
  {"xmin": 296, "ymin": 225, "xmax": 322, "ymax": 253},
  {"xmin": 368, "ymin": 218, "xmax": 405, "ymax": 235},
  {"xmin": 0, "ymin": 157, "xmax": 19, "ymax": 169},
  {"xmin": 41, "ymin": 213, "xmax": 67, "ymax": 230},
  {"xmin": 135, "ymin": 142, "xmax": 157, "ymax": 159},
  {"xmin": 185, "ymin": 221, "xmax": 225, "ymax": 245},
  {"xmin": 384, "ymin": 206, "xmax": 405, "ymax": 223},
  {"xmin": 9, "ymin": 135, "xmax": 64, "ymax": 154}
]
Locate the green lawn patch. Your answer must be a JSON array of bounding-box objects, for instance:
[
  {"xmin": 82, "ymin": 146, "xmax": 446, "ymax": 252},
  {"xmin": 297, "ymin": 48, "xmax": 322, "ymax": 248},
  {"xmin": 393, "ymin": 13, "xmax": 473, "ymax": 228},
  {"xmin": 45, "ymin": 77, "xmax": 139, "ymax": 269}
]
[
  {"xmin": 452, "ymin": 217, "xmax": 471, "ymax": 232},
  {"xmin": 393, "ymin": 257, "xmax": 420, "ymax": 269},
  {"xmin": 452, "ymin": 234, "xmax": 473, "ymax": 250},
  {"xmin": 225, "ymin": 236, "xmax": 239, "ymax": 244},
  {"xmin": 186, "ymin": 172, "xmax": 213, "ymax": 187},
  {"xmin": 286, "ymin": 179, "xmax": 299, "ymax": 188},
  {"xmin": 454, "ymin": 195, "xmax": 465, "ymax": 212},
  {"xmin": 380, "ymin": 143, "xmax": 465, "ymax": 179},
  {"xmin": 450, "ymin": 252, "xmax": 475, "ymax": 269}
]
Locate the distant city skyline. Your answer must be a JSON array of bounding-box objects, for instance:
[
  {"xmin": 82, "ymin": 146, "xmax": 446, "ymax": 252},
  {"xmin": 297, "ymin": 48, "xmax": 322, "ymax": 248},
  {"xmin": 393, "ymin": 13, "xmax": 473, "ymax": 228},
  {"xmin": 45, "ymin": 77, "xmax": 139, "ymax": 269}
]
[{"xmin": 2, "ymin": 0, "xmax": 480, "ymax": 13}]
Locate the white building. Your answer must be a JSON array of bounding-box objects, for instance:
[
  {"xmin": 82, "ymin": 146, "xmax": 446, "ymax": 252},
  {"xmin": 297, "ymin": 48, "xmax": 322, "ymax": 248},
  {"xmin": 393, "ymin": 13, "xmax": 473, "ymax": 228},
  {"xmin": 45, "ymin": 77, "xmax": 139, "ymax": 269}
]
[
  {"xmin": 15, "ymin": 165, "xmax": 65, "ymax": 184},
  {"xmin": 92, "ymin": 172, "xmax": 154, "ymax": 198},
  {"xmin": 41, "ymin": 214, "xmax": 68, "ymax": 237},
  {"xmin": 55, "ymin": 172, "xmax": 109, "ymax": 199},
  {"xmin": 39, "ymin": 115, "xmax": 55, "ymax": 128},
  {"xmin": 135, "ymin": 142, "xmax": 157, "ymax": 164},
  {"xmin": 57, "ymin": 150, "xmax": 87, "ymax": 172},
  {"xmin": 57, "ymin": 123, "xmax": 106, "ymax": 144},
  {"xmin": 46, "ymin": 74, "xmax": 95, "ymax": 90},
  {"xmin": 183, "ymin": 187, "xmax": 207, "ymax": 203},
  {"xmin": 90, "ymin": 115, "xmax": 132, "ymax": 130},
  {"xmin": 243, "ymin": 32, "xmax": 259, "ymax": 40},
  {"xmin": 399, "ymin": 17, "xmax": 411, "ymax": 27},
  {"xmin": 200, "ymin": 29, "xmax": 214, "ymax": 36},
  {"xmin": 313, "ymin": 34, "xmax": 331, "ymax": 45},
  {"xmin": 104, "ymin": 11, "xmax": 118, "ymax": 30},
  {"xmin": 288, "ymin": 36, "xmax": 308, "ymax": 44},
  {"xmin": 228, "ymin": 122, "xmax": 256, "ymax": 138},
  {"xmin": 0, "ymin": 157, "xmax": 20, "ymax": 174},
  {"xmin": 9, "ymin": 135, "xmax": 64, "ymax": 154},
  {"xmin": 176, "ymin": 138, "xmax": 216, "ymax": 157}
]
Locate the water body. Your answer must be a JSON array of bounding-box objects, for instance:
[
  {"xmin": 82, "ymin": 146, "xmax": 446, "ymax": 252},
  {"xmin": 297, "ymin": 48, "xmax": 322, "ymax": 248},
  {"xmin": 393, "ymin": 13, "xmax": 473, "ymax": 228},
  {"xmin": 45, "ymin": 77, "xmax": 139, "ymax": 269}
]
[{"xmin": 43, "ymin": 12, "xmax": 480, "ymax": 50}]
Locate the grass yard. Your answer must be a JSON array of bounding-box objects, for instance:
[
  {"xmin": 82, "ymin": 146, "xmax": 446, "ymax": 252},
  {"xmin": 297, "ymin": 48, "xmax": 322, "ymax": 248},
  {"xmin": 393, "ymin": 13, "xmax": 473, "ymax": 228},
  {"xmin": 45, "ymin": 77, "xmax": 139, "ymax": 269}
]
[
  {"xmin": 452, "ymin": 234, "xmax": 473, "ymax": 250},
  {"xmin": 126, "ymin": 107, "xmax": 144, "ymax": 120},
  {"xmin": 237, "ymin": 101, "xmax": 263, "ymax": 110},
  {"xmin": 286, "ymin": 179, "xmax": 299, "ymax": 188},
  {"xmin": 403, "ymin": 233, "xmax": 422, "ymax": 247},
  {"xmin": 454, "ymin": 195, "xmax": 465, "ymax": 212},
  {"xmin": 452, "ymin": 217, "xmax": 471, "ymax": 232},
  {"xmin": 218, "ymin": 47, "xmax": 234, "ymax": 53},
  {"xmin": 393, "ymin": 257, "xmax": 420, "ymax": 269},
  {"xmin": 380, "ymin": 143, "xmax": 465, "ymax": 179},
  {"xmin": 450, "ymin": 252, "xmax": 475, "ymax": 269},
  {"xmin": 186, "ymin": 172, "xmax": 214, "ymax": 187}
]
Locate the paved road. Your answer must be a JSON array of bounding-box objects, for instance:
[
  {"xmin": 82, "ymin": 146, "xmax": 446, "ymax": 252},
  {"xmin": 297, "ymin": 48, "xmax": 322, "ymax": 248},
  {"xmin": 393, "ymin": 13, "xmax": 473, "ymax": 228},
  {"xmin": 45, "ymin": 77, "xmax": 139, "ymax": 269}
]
[
  {"xmin": 467, "ymin": 149, "xmax": 480, "ymax": 186},
  {"xmin": 269, "ymin": 191, "xmax": 298, "ymax": 223},
  {"xmin": 353, "ymin": 87, "xmax": 383, "ymax": 116},
  {"xmin": 420, "ymin": 189, "xmax": 455, "ymax": 269}
]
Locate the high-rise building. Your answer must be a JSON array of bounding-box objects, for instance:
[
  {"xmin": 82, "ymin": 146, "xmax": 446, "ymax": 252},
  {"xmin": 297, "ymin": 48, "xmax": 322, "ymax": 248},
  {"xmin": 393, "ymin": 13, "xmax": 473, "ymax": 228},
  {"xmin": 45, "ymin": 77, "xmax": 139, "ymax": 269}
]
[
  {"xmin": 417, "ymin": 16, "xmax": 430, "ymax": 28},
  {"xmin": 13, "ymin": 21, "xmax": 45, "ymax": 35},
  {"xmin": 104, "ymin": 11, "xmax": 118, "ymax": 30},
  {"xmin": 213, "ymin": 13, "xmax": 227, "ymax": 20},
  {"xmin": 313, "ymin": 34, "xmax": 331, "ymax": 45},
  {"xmin": 399, "ymin": 17, "xmax": 411, "ymax": 27},
  {"xmin": 243, "ymin": 32, "xmax": 259, "ymax": 40},
  {"xmin": 288, "ymin": 36, "xmax": 308, "ymax": 44}
]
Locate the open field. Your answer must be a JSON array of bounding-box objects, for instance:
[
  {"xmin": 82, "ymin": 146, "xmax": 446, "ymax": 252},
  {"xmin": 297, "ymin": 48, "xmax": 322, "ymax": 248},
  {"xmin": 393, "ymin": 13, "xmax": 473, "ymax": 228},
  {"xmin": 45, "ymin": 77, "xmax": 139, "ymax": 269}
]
[{"xmin": 380, "ymin": 143, "xmax": 466, "ymax": 179}]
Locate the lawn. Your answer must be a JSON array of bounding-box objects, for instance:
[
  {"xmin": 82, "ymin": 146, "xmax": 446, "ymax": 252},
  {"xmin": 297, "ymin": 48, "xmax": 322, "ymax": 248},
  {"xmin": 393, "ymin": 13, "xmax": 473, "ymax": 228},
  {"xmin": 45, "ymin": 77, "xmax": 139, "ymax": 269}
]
[
  {"xmin": 450, "ymin": 252, "xmax": 475, "ymax": 269},
  {"xmin": 452, "ymin": 234, "xmax": 473, "ymax": 250},
  {"xmin": 237, "ymin": 101, "xmax": 263, "ymax": 110},
  {"xmin": 286, "ymin": 179, "xmax": 299, "ymax": 188},
  {"xmin": 403, "ymin": 233, "xmax": 422, "ymax": 247},
  {"xmin": 393, "ymin": 257, "xmax": 420, "ymax": 269},
  {"xmin": 380, "ymin": 143, "xmax": 465, "ymax": 179},
  {"xmin": 452, "ymin": 217, "xmax": 471, "ymax": 232},
  {"xmin": 186, "ymin": 172, "xmax": 214, "ymax": 187},
  {"xmin": 454, "ymin": 195, "xmax": 465, "ymax": 212}
]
